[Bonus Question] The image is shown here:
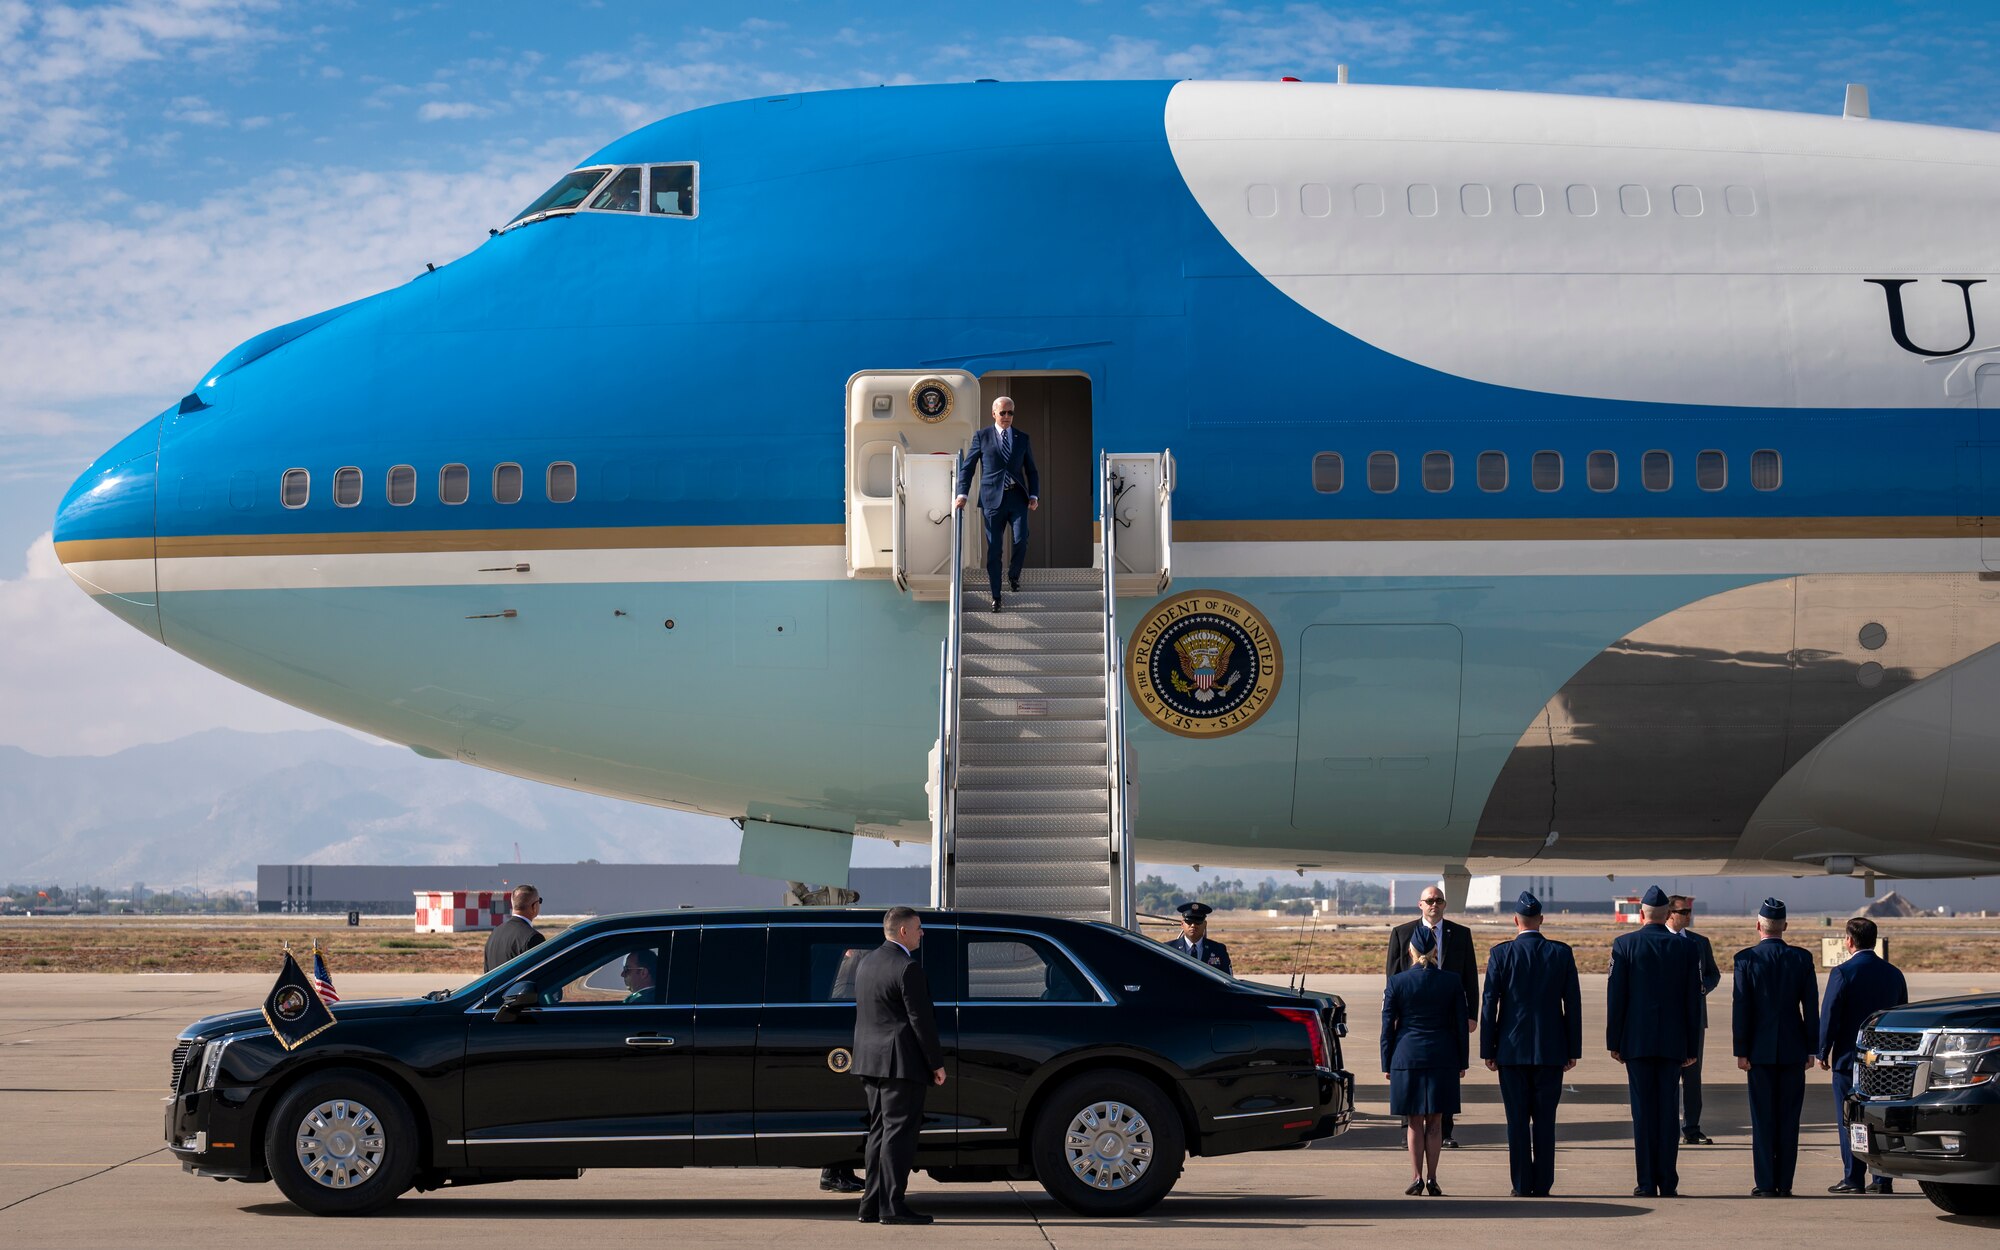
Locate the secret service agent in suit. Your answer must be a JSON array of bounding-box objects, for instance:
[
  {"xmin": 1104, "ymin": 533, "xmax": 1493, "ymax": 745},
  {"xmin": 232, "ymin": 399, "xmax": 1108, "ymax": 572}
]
[
  {"xmin": 851, "ymin": 906, "xmax": 947, "ymax": 1226},
  {"xmin": 1481, "ymin": 891, "xmax": 1583, "ymax": 1197},
  {"xmin": 1171, "ymin": 901, "xmax": 1233, "ymax": 975},
  {"xmin": 1733, "ymin": 897, "xmax": 1821, "ymax": 1198},
  {"xmin": 1820, "ymin": 917, "xmax": 1908, "ymax": 1194},
  {"xmin": 482, "ymin": 884, "xmax": 545, "ymax": 972},
  {"xmin": 1665, "ymin": 894, "xmax": 1722, "ymax": 1145},
  {"xmin": 953, "ymin": 397, "xmax": 1039, "ymax": 611},
  {"xmin": 1606, "ymin": 885, "xmax": 1703, "ymax": 1198},
  {"xmin": 1387, "ymin": 885, "xmax": 1479, "ymax": 1147}
]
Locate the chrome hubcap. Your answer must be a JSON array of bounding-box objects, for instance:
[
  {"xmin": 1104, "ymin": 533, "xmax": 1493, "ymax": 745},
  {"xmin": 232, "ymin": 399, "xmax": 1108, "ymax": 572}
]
[
  {"xmin": 296, "ymin": 1098, "xmax": 385, "ymax": 1189},
  {"xmin": 1063, "ymin": 1100, "xmax": 1153, "ymax": 1190}
]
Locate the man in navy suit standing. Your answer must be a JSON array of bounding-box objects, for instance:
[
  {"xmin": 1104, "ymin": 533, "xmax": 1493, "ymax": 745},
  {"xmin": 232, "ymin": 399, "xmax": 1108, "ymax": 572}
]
[
  {"xmin": 1819, "ymin": 916, "xmax": 1907, "ymax": 1194},
  {"xmin": 1733, "ymin": 897, "xmax": 1820, "ymax": 1197},
  {"xmin": 1666, "ymin": 894, "xmax": 1722, "ymax": 1145},
  {"xmin": 954, "ymin": 397, "xmax": 1038, "ymax": 611},
  {"xmin": 1481, "ymin": 890, "xmax": 1583, "ymax": 1197},
  {"xmin": 1606, "ymin": 884, "xmax": 1703, "ymax": 1198}
]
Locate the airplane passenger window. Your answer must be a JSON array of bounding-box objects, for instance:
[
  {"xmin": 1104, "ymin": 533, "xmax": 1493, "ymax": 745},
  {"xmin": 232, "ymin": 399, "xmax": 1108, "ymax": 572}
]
[
  {"xmin": 1422, "ymin": 452, "xmax": 1452, "ymax": 492},
  {"xmin": 1476, "ymin": 451, "xmax": 1507, "ymax": 492},
  {"xmin": 1619, "ymin": 185, "xmax": 1651, "ymax": 217},
  {"xmin": 587, "ymin": 167, "xmax": 642, "ymax": 213},
  {"xmin": 1696, "ymin": 450, "xmax": 1727, "ymax": 491},
  {"xmin": 1587, "ymin": 451, "xmax": 1616, "ymax": 492},
  {"xmin": 281, "ymin": 468, "xmax": 309, "ymax": 509},
  {"xmin": 1642, "ymin": 450, "xmax": 1672, "ymax": 491},
  {"xmin": 1750, "ymin": 450, "xmax": 1780, "ymax": 491},
  {"xmin": 647, "ymin": 165, "xmax": 695, "ymax": 216},
  {"xmin": 1672, "ymin": 185, "xmax": 1704, "ymax": 217},
  {"xmin": 509, "ymin": 167, "xmax": 612, "ymax": 225},
  {"xmin": 547, "ymin": 462, "xmax": 577, "ymax": 504},
  {"xmin": 1368, "ymin": 452, "xmax": 1398, "ymax": 493},
  {"xmin": 1566, "ymin": 185, "xmax": 1597, "ymax": 217},
  {"xmin": 1311, "ymin": 452, "xmax": 1342, "ymax": 493},
  {"xmin": 333, "ymin": 466, "xmax": 362, "ymax": 507},
  {"xmin": 387, "ymin": 465, "xmax": 416, "ymax": 506},
  {"xmin": 1460, "ymin": 184, "xmax": 1491, "ymax": 217},
  {"xmin": 1407, "ymin": 184, "xmax": 1438, "ymax": 217},
  {"xmin": 440, "ymin": 463, "xmax": 469, "ymax": 505},
  {"xmin": 1532, "ymin": 451, "xmax": 1562, "ymax": 492},
  {"xmin": 494, "ymin": 463, "xmax": 524, "ymax": 504},
  {"xmin": 1513, "ymin": 183, "xmax": 1545, "ymax": 216}
]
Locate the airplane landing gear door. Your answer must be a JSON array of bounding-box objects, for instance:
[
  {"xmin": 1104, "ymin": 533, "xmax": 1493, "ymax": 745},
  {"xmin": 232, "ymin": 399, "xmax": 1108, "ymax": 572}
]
[{"xmin": 847, "ymin": 371, "xmax": 977, "ymax": 598}]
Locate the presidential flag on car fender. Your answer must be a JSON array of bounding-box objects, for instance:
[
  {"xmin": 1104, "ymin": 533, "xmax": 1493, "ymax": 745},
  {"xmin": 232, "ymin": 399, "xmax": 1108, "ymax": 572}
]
[{"xmin": 262, "ymin": 947, "xmax": 336, "ymax": 1050}]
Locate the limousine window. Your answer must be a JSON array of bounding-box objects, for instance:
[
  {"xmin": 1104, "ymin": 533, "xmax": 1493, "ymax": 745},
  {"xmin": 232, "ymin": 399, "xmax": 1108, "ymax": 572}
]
[
  {"xmin": 765, "ymin": 926, "xmax": 881, "ymax": 1002},
  {"xmin": 965, "ymin": 935, "xmax": 1094, "ymax": 1003},
  {"xmin": 532, "ymin": 934, "xmax": 675, "ymax": 1007},
  {"xmin": 697, "ymin": 926, "xmax": 765, "ymax": 1005}
]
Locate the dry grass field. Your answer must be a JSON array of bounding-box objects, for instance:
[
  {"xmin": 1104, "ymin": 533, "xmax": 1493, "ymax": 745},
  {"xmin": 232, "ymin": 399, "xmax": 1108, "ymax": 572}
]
[{"xmin": 2, "ymin": 910, "xmax": 1997, "ymax": 976}]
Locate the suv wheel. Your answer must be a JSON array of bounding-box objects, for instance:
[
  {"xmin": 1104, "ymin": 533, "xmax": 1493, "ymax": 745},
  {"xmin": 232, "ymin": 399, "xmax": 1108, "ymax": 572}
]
[
  {"xmin": 263, "ymin": 1068, "xmax": 418, "ymax": 1215},
  {"xmin": 1030, "ymin": 1071, "xmax": 1185, "ymax": 1217},
  {"xmin": 1918, "ymin": 1180, "xmax": 2000, "ymax": 1216}
]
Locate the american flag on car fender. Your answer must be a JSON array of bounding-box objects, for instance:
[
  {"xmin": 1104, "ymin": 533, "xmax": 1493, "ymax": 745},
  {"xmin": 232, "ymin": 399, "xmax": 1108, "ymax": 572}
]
[{"xmin": 311, "ymin": 939, "xmax": 339, "ymax": 1004}]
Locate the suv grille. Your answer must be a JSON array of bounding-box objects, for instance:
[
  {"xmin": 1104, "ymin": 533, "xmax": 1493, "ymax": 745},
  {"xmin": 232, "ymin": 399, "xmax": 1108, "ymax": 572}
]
[
  {"xmin": 169, "ymin": 1040, "xmax": 194, "ymax": 1092},
  {"xmin": 1858, "ymin": 1063, "xmax": 1916, "ymax": 1100},
  {"xmin": 1860, "ymin": 1029, "xmax": 1924, "ymax": 1053}
]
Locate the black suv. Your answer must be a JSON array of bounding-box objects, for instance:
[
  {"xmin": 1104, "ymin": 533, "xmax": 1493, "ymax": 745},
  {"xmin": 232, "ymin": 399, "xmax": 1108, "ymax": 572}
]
[
  {"xmin": 165, "ymin": 909, "xmax": 1352, "ymax": 1217},
  {"xmin": 1845, "ymin": 992, "xmax": 2000, "ymax": 1216}
]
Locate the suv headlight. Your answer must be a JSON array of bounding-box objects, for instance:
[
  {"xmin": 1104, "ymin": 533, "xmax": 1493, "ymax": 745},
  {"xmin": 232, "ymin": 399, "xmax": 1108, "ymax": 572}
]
[
  {"xmin": 196, "ymin": 1037, "xmax": 233, "ymax": 1092},
  {"xmin": 1935, "ymin": 1031, "xmax": 2000, "ymax": 1055},
  {"xmin": 1929, "ymin": 1033, "xmax": 2000, "ymax": 1090}
]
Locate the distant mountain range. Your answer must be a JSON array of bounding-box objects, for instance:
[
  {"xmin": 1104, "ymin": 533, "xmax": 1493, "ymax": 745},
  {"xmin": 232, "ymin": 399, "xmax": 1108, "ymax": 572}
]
[{"xmin": 0, "ymin": 728, "xmax": 774, "ymax": 888}]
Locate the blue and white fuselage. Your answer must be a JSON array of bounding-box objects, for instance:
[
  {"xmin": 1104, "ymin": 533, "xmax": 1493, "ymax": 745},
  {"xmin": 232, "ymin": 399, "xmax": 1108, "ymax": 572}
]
[{"xmin": 54, "ymin": 80, "xmax": 2000, "ymax": 880}]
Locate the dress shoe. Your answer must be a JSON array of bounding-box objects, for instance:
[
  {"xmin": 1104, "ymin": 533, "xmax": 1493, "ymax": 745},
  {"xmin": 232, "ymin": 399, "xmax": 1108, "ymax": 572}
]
[
  {"xmin": 1425, "ymin": 1179, "xmax": 1443, "ymax": 1197},
  {"xmin": 1683, "ymin": 1130, "xmax": 1713, "ymax": 1145},
  {"xmin": 1867, "ymin": 1179, "xmax": 1893, "ymax": 1194},
  {"xmin": 1009, "ymin": 577, "xmax": 1020, "ymax": 592},
  {"xmin": 990, "ymin": 596, "xmax": 1002, "ymax": 612},
  {"xmin": 1405, "ymin": 1180, "xmax": 1425, "ymax": 1196},
  {"xmin": 1658, "ymin": 1189, "xmax": 1680, "ymax": 1198},
  {"xmin": 857, "ymin": 1210, "xmax": 879, "ymax": 1223},
  {"xmin": 1510, "ymin": 1190, "xmax": 1527, "ymax": 1198},
  {"xmin": 820, "ymin": 1172, "xmax": 863, "ymax": 1194},
  {"xmin": 1828, "ymin": 1181, "xmax": 1865, "ymax": 1194},
  {"xmin": 881, "ymin": 1210, "xmax": 934, "ymax": 1226},
  {"xmin": 1633, "ymin": 1186, "xmax": 1658, "ymax": 1198},
  {"xmin": 1750, "ymin": 1188, "xmax": 1778, "ymax": 1197},
  {"xmin": 1442, "ymin": 1137, "xmax": 1459, "ymax": 1149}
]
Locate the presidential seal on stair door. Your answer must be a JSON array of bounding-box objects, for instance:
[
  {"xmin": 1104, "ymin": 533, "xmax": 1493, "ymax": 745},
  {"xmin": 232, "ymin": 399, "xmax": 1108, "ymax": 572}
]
[
  {"xmin": 1126, "ymin": 591, "xmax": 1281, "ymax": 738},
  {"xmin": 909, "ymin": 377, "xmax": 954, "ymax": 423}
]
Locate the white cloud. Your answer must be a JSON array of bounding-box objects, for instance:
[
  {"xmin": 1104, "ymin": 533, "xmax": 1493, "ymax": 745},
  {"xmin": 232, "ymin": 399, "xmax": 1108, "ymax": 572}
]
[
  {"xmin": 417, "ymin": 99, "xmax": 491, "ymax": 121},
  {"xmin": 0, "ymin": 531, "xmax": 336, "ymax": 754},
  {"xmin": 165, "ymin": 94, "xmax": 229, "ymax": 125}
]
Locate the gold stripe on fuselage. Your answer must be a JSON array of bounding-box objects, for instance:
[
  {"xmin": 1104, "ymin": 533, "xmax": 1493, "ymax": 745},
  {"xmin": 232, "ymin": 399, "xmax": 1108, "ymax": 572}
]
[{"xmin": 54, "ymin": 515, "xmax": 1970, "ymax": 565}]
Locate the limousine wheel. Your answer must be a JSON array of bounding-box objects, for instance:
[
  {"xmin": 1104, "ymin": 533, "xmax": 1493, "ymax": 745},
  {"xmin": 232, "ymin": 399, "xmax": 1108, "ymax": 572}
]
[
  {"xmin": 1919, "ymin": 1181, "xmax": 2000, "ymax": 1216},
  {"xmin": 263, "ymin": 1068, "xmax": 418, "ymax": 1216},
  {"xmin": 1031, "ymin": 1071, "xmax": 1185, "ymax": 1217}
]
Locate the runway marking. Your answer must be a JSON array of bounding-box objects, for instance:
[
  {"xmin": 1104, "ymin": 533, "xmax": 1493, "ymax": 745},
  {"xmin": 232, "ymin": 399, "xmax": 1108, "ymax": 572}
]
[
  {"xmin": 1005, "ymin": 1180, "xmax": 1061, "ymax": 1250},
  {"xmin": 0, "ymin": 1147, "xmax": 166, "ymax": 1213},
  {"xmin": 0, "ymin": 993, "xmax": 236, "ymax": 1042}
]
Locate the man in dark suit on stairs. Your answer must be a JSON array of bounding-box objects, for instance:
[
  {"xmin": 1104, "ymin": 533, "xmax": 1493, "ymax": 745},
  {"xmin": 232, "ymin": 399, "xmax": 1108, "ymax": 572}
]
[
  {"xmin": 1388, "ymin": 884, "xmax": 1479, "ymax": 1146},
  {"xmin": 852, "ymin": 906, "xmax": 947, "ymax": 1225},
  {"xmin": 953, "ymin": 397, "xmax": 1038, "ymax": 611}
]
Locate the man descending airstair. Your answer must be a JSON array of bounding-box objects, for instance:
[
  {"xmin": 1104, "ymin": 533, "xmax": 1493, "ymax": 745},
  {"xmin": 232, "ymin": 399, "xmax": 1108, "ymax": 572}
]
[{"xmin": 953, "ymin": 396, "xmax": 1039, "ymax": 612}]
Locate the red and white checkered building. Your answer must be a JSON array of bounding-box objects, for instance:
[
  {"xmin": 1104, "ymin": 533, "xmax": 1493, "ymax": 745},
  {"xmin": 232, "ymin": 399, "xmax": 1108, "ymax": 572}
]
[{"xmin": 413, "ymin": 890, "xmax": 504, "ymax": 933}]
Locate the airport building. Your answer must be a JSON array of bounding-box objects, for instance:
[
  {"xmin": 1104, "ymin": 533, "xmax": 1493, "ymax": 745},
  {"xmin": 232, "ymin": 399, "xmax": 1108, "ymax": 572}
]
[{"xmin": 257, "ymin": 862, "xmax": 927, "ymax": 915}]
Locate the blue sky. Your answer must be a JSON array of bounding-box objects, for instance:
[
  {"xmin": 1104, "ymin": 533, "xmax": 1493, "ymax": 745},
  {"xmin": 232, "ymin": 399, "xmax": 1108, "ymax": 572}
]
[{"xmin": 1, "ymin": 0, "xmax": 1997, "ymax": 757}]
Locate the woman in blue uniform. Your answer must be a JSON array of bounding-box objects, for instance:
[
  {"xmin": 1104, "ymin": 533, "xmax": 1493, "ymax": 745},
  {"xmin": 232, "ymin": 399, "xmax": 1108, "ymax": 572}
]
[{"xmin": 1383, "ymin": 924, "xmax": 1470, "ymax": 1195}]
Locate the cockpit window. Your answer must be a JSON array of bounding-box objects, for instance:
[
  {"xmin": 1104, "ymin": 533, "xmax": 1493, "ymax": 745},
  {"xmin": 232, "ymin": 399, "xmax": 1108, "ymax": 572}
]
[
  {"xmin": 649, "ymin": 164, "xmax": 695, "ymax": 216},
  {"xmin": 587, "ymin": 166, "xmax": 643, "ymax": 213},
  {"xmin": 509, "ymin": 167, "xmax": 612, "ymax": 225}
]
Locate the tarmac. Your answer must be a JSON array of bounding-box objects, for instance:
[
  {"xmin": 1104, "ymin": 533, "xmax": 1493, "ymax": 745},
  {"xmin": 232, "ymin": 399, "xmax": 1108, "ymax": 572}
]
[{"xmin": 3, "ymin": 969, "xmax": 1997, "ymax": 1246}]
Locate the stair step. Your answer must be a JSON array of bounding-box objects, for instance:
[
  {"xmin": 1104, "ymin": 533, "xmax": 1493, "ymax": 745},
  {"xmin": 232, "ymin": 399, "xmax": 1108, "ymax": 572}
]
[
  {"xmin": 962, "ymin": 611, "xmax": 1103, "ymax": 633},
  {"xmin": 1013, "ymin": 567, "xmax": 1104, "ymax": 587},
  {"xmin": 956, "ymin": 788, "xmax": 1107, "ymax": 814},
  {"xmin": 958, "ymin": 764, "xmax": 1109, "ymax": 789},
  {"xmin": 961, "ymin": 674, "xmax": 1105, "ymax": 698},
  {"xmin": 960, "ymin": 719, "xmax": 1108, "ymax": 743},
  {"xmin": 962, "ymin": 697, "xmax": 1105, "ymax": 722},
  {"xmin": 962, "ymin": 630, "xmax": 1104, "ymax": 655},
  {"xmin": 962, "ymin": 653, "xmax": 1104, "ymax": 676},
  {"xmin": 964, "ymin": 589, "xmax": 1103, "ymax": 612},
  {"xmin": 958, "ymin": 741, "xmax": 1109, "ymax": 765},
  {"xmin": 956, "ymin": 812, "xmax": 1111, "ymax": 835},
  {"xmin": 949, "ymin": 838, "xmax": 1111, "ymax": 866},
  {"xmin": 956, "ymin": 885, "xmax": 1110, "ymax": 916},
  {"xmin": 955, "ymin": 862, "xmax": 1111, "ymax": 889}
]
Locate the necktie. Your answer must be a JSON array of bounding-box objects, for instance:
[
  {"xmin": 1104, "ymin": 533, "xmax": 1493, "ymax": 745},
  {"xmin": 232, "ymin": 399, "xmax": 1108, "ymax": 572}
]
[{"xmin": 1000, "ymin": 430, "xmax": 1014, "ymax": 491}]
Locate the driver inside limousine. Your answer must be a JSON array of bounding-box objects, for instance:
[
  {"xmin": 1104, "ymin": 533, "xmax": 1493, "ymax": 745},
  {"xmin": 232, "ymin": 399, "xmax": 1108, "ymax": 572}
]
[{"xmin": 620, "ymin": 949, "xmax": 660, "ymax": 1005}]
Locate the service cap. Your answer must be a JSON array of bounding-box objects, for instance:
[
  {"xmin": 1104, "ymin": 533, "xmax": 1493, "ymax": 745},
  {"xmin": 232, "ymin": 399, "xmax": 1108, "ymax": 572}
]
[
  {"xmin": 1410, "ymin": 923, "xmax": 1438, "ymax": 956},
  {"xmin": 1641, "ymin": 885, "xmax": 1670, "ymax": 907},
  {"xmin": 1759, "ymin": 897, "xmax": 1787, "ymax": 922},
  {"xmin": 1177, "ymin": 901, "xmax": 1214, "ymax": 923},
  {"xmin": 1515, "ymin": 890, "xmax": 1542, "ymax": 917}
]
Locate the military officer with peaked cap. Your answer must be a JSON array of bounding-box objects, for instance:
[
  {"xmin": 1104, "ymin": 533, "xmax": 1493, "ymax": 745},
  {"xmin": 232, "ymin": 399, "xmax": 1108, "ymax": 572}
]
[
  {"xmin": 1606, "ymin": 885, "xmax": 1703, "ymax": 1197},
  {"xmin": 1481, "ymin": 890, "xmax": 1583, "ymax": 1197},
  {"xmin": 1733, "ymin": 897, "xmax": 1820, "ymax": 1197},
  {"xmin": 1172, "ymin": 902, "xmax": 1232, "ymax": 975}
]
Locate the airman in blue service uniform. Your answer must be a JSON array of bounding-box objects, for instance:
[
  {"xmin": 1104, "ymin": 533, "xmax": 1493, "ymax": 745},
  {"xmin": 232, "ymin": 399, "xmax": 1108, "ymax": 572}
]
[
  {"xmin": 1481, "ymin": 890, "xmax": 1583, "ymax": 1197},
  {"xmin": 1606, "ymin": 884, "xmax": 1703, "ymax": 1197},
  {"xmin": 1732, "ymin": 897, "xmax": 1820, "ymax": 1197},
  {"xmin": 1171, "ymin": 901, "xmax": 1232, "ymax": 975}
]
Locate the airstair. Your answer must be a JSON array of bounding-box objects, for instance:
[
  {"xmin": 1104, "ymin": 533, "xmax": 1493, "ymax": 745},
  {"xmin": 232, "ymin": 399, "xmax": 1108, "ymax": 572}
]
[{"xmin": 925, "ymin": 450, "xmax": 1174, "ymax": 927}]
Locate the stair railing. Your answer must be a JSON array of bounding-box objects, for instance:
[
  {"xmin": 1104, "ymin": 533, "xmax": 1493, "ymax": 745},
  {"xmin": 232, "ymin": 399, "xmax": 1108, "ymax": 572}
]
[
  {"xmin": 1100, "ymin": 452, "xmax": 1134, "ymax": 929},
  {"xmin": 931, "ymin": 450, "xmax": 967, "ymax": 911}
]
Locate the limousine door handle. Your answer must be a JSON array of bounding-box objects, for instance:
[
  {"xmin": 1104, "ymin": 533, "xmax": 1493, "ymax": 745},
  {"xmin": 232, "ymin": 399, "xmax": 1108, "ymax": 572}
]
[{"xmin": 625, "ymin": 1034, "xmax": 677, "ymax": 1047}]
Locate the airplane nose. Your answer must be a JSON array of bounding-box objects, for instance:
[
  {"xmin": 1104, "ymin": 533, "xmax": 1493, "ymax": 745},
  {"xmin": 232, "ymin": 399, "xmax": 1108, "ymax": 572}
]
[{"xmin": 53, "ymin": 411, "xmax": 164, "ymax": 639}]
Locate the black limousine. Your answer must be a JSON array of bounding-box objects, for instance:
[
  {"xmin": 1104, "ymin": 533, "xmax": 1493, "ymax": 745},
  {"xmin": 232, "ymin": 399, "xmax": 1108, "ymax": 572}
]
[
  {"xmin": 1845, "ymin": 991, "xmax": 2000, "ymax": 1216},
  {"xmin": 166, "ymin": 909, "xmax": 1353, "ymax": 1217}
]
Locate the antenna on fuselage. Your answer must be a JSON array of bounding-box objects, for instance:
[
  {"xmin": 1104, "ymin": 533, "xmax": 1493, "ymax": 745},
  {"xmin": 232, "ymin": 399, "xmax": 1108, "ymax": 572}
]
[
  {"xmin": 1336, "ymin": 64, "xmax": 1349, "ymax": 84},
  {"xmin": 1843, "ymin": 83, "xmax": 1870, "ymax": 119}
]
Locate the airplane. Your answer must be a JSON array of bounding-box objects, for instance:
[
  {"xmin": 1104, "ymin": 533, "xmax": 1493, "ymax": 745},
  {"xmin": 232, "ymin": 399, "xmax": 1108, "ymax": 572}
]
[{"xmin": 50, "ymin": 78, "xmax": 2000, "ymax": 909}]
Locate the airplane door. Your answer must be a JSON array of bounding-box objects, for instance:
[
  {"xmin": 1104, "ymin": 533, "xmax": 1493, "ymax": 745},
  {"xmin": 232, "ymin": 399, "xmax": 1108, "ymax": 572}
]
[
  {"xmin": 1979, "ymin": 365, "xmax": 2000, "ymax": 571},
  {"xmin": 847, "ymin": 371, "xmax": 978, "ymax": 581},
  {"xmin": 1291, "ymin": 625, "xmax": 1463, "ymax": 835}
]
